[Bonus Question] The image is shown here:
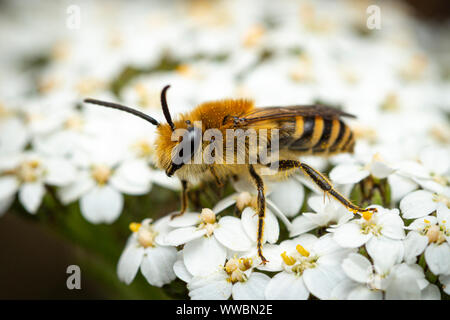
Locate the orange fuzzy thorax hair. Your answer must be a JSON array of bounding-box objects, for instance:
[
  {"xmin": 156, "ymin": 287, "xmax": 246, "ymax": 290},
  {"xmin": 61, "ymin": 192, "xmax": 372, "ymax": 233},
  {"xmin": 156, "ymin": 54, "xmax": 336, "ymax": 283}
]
[{"xmin": 154, "ymin": 99, "xmax": 255, "ymax": 171}]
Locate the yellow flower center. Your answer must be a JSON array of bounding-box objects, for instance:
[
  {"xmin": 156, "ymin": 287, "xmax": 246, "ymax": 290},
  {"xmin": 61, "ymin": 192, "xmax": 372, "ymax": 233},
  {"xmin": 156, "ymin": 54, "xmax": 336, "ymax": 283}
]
[
  {"xmin": 281, "ymin": 252, "xmax": 296, "ymax": 266},
  {"xmin": 235, "ymin": 192, "xmax": 256, "ymax": 211},
  {"xmin": 91, "ymin": 164, "xmax": 112, "ymax": 185},
  {"xmin": 296, "ymin": 244, "xmax": 310, "ymax": 257},
  {"xmin": 129, "ymin": 221, "xmax": 157, "ymax": 248},
  {"xmin": 224, "ymin": 257, "xmax": 253, "ymax": 283},
  {"xmin": 131, "ymin": 139, "xmax": 154, "ymax": 159},
  {"xmin": 17, "ymin": 160, "xmax": 44, "ymax": 183}
]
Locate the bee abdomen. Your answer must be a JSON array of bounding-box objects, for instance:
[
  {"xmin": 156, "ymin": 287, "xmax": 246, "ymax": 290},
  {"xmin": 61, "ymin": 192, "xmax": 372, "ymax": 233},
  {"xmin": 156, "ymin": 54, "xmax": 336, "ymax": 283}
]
[{"xmin": 288, "ymin": 116, "xmax": 354, "ymax": 154}]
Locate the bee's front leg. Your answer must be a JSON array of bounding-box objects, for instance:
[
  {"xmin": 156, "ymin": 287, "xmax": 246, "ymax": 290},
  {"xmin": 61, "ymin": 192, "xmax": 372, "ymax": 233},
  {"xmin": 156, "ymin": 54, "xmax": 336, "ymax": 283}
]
[
  {"xmin": 170, "ymin": 180, "xmax": 188, "ymax": 220},
  {"xmin": 248, "ymin": 165, "xmax": 269, "ymax": 265}
]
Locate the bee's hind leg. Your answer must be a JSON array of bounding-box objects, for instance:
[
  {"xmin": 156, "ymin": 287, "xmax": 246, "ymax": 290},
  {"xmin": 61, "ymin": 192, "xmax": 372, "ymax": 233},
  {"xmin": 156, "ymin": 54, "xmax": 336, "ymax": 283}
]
[
  {"xmin": 269, "ymin": 160, "xmax": 377, "ymax": 216},
  {"xmin": 170, "ymin": 180, "xmax": 189, "ymax": 220},
  {"xmin": 248, "ymin": 165, "xmax": 269, "ymax": 265}
]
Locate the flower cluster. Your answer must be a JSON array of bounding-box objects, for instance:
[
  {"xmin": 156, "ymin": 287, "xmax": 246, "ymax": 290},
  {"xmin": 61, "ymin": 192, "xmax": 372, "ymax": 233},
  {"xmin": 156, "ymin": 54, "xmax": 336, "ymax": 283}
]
[{"xmin": 1, "ymin": 0, "xmax": 449, "ymax": 299}]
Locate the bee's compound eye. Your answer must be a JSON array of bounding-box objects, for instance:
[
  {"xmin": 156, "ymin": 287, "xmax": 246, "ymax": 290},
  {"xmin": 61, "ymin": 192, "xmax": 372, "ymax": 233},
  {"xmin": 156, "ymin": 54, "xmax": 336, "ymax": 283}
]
[{"xmin": 171, "ymin": 126, "xmax": 201, "ymax": 169}]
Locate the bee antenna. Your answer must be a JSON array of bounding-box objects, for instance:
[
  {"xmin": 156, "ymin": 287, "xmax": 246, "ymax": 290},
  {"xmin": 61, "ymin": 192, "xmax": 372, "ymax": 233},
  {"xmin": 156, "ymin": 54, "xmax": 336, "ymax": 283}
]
[
  {"xmin": 161, "ymin": 85, "xmax": 175, "ymax": 131},
  {"xmin": 83, "ymin": 98, "xmax": 160, "ymax": 126}
]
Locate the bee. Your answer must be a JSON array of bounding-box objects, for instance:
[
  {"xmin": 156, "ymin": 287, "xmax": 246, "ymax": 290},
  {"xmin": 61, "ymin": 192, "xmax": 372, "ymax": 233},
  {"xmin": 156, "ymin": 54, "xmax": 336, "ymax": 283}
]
[{"xmin": 84, "ymin": 85, "xmax": 376, "ymax": 264}]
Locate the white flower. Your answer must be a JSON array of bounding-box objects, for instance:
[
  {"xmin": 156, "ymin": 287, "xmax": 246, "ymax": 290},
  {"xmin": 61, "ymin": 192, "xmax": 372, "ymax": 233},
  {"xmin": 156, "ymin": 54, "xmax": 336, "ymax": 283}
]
[
  {"xmin": 186, "ymin": 255, "xmax": 270, "ymax": 300},
  {"xmin": 290, "ymin": 195, "xmax": 353, "ymax": 237},
  {"xmin": 264, "ymin": 234, "xmax": 353, "ymax": 300},
  {"xmin": 58, "ymin": 149, "xmax": 152, "ymax": 224},
  {"xmin": 334, "ymin": 253, "xmax": 439, "ymax": 300},
  {"xmin": 162, "ymin": 208, "xmax": 253, "ymax": 276},
  {"xmin": 404, "ymin": 204, "xmax": 450, "ymax": 275},
  {"xmin": 400, "ymin": 189, "xmax": 450, "ymax": 219},
  {"xmin": 331, "ymin": 206, "xmax": 405, "ymax": 249},
  {"xmin": 329, "ymin": 147, "xmax": 396, "ymax": 185},
  {"xmin": 0, "ymin": 152, "xmax": 76, "ymax": 214},
  {"xmin": 396, "ymin": 146, "xmax": 449, "ymax": 195},
  {"xmin": 117, "ymin": 217, "xmax": 177, "ymax": 287}
]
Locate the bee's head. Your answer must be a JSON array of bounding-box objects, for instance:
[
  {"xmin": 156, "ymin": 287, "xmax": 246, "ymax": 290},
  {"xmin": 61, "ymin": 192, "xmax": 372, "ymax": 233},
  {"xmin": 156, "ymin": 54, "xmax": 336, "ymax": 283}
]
[
  {"xmin": 155, "ymin": 120, "xmax": 202, "ymax": 177},
  {"xmin": 84, "ymin": 85, "xmax": 200, "ymax": 178}
]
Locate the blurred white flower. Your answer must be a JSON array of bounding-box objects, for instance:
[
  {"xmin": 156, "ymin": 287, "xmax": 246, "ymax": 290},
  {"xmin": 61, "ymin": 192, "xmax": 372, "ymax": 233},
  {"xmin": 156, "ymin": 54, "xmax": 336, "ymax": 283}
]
[
  {"xmin": 57, "ymin": 146, "xmax": 152, "ymax": 223},
  {"xmin": 0, "ymin": 152, "xmax": 76, "ymax": 214},
  {"xmin": 117, "ymin": 217, "xmax": 177, "ymax": 286}
]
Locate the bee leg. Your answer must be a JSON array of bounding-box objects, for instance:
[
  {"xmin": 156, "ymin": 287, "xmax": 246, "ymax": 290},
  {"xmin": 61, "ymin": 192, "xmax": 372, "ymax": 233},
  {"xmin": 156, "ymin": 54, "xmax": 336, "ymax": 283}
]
[
  {"xmin": 272, "ymin": 160, "xmax": 377, "ymax": 215},
  {"xmin": 248, "ymin": 165, "xmax": 269, "ymax": 265},
  {"xmin": 170, "ymin": 180, "xmax": 189, "ymax": 220}
]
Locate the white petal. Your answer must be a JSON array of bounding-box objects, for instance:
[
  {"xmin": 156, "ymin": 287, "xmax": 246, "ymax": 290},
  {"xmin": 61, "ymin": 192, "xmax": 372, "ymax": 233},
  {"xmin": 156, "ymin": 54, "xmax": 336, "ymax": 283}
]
[
  {"xmin": 400, "ymin": 190, "xmax": 437, "ymax": 219},
  {"xmin": 110, "ymin": 160, "xmax": 152, "ymax": 195},
  {"xmin": 188, "ymin": 271, "xmax": 232, "ymax": 300},
  {"xmin": 168, "ymin": 213, "xmax": 200, "ymax": 228},
  {"xmin": 267, "ymin": 179, "xmax": 304, "ymax": 217},
  {"xmin": 215, "ymin": 216, "xmax": 252, "ymax": 251},
  {"xmin": 425, "ymin": 243, "xmax": 450, "ymax": 276},
  {"xmin": 388, "ymin": 174, "xmax": 418, "ymax": 203},
  {"xmin": 378, "ymin": 213, "xmax": 405, "ymax": 240},
  {"xmin": 289, "ymin": 215, "xmax": 318, "ymax": 237},
  {"xmin": 371, "ymin": 160, "xmax": 395, "ymax": 179},
  {"xmin": 329, "ymin": 164, "xmax": 369, "ymax": 184},
  {"xmin": 19, "ymin": 182, "xmax": 45, "ymax": 214},
  {"xmin": 265, "ymin": 272, "xmax": 309, "ymax": 300},
  {"xmin": 0, "ymin": 195, "xmax": 15, "ymax": 216},
  {"xmin": 385, "ymin": 275, "xmax": 421, "ymax": 300},
  {"xmin": 0, "ymin": 176, "xmax": 20, "ymax": 199},
  {"xmin": 212, "ymin": 194, "xmax": 237, "ymax": 214},
  {"xmin": 421, "ymin": 284, "xmax": 441, "ymax": 300},
  {"xmin": 109, "ymin": 173, "xmax": 150, "ymax": 195},
  {"xmin": 117, "ymin": 242, "xmax": 145, "ymax": 285},
  {"xmin": 151, "ymin": 169, "xmax": 181, "ymax": 190},
  {"xmin": 44, "ymin": 158, "xmax": 76, "ymax": 186},
  {"xmin": 164, "ymin": 227, "xmax": 206, "ymax": 246},
  {"xmin": 183, "ymin": 237, "xmax": 226, "ymax": 276},
  {"xmin": 140, "ymin": 246, "xmax": 177, "ymax": 287},
  {"xmin": 366, "ymin": 237, "xmax": 404, "ymax": 274},
  {"xmin": 173, "ymin": 257, "xmax": 192, "ymax": 283},
  {"xmin": 439, "ymin": 275, "xmax": 450, "ymax": 294},
  {"xmin": 333, "ymin": 222, "xmax": 371, "ymax": 248},
  {"xmin": 232, "ymin": 272, "xmax": 270, "ymax": 300},
  {"xmin": 255, "ymin": 244, "xmax": 284, "ymax": 272},
  {"xmin": 342, "ymin": 253, "xmax": 372, "ymax": 284},
  {"xmin": 420, "ymin": 147, "xmax": 449, "ymax": 175},
  {"xmin": 303, "ymin": 264, "xmax": 346, "ymax": 300},
  {"xmin": 330, "ymin": 278, "xmax": 359, "ymax": 300},
  {"xmin": 241, "ymin": 207, "xmax": 279, "ymax": 244},
  {"xmin": 266, "ymin": 199, "xmax": 292, "ymax": 229},
  {"xmin": 403, "ymin": 232, "xmax": 428, "ymax": 264},
  {"xmin": 80, "ymin": 185, "xmax": 123, "ymax": 224},
  {"xmin": 0, "ymin": 118, "xmax": 29, "ymax": 153},
  {"xmin": 347, "ymin": 285, "xmax": 383, "ymax": 300},
  {"xmin": 57, "ymin": 173, "xmax": 95, "ymax": 204}
]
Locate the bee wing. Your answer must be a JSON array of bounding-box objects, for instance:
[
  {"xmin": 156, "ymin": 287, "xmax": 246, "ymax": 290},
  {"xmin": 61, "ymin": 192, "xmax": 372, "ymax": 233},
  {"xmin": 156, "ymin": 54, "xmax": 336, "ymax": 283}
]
[{"xmin": 241, "ymin": 105, "xmax": 355, "ymax": 125}]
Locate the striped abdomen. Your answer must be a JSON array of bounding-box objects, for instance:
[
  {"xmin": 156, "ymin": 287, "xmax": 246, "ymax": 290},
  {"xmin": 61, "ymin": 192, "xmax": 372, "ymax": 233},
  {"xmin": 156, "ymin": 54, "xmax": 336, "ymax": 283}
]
[{"xmin": 279, "ymin": 116, "xmax": 355, "ymax": 155}]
